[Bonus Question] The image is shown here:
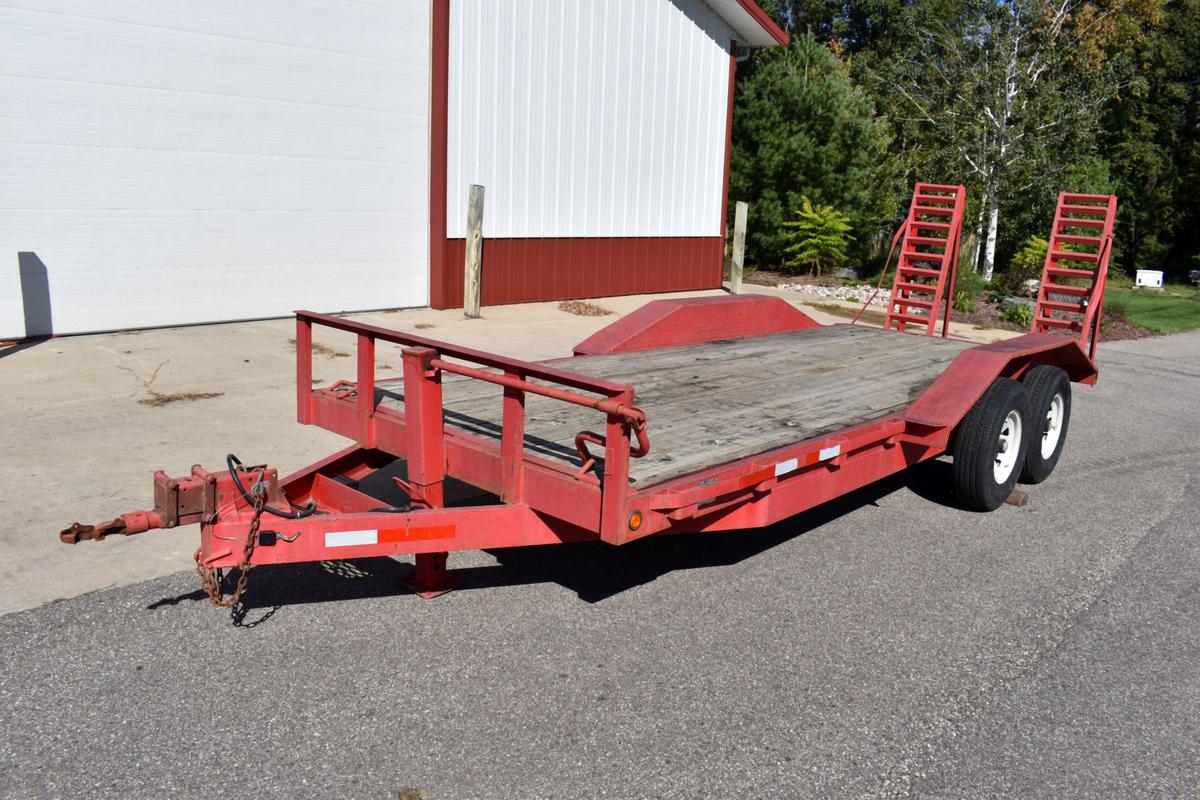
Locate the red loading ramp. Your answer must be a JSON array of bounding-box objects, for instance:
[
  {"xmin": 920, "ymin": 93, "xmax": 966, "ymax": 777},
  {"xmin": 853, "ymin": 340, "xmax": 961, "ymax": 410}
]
[
  {"xmin": 884, "ymin": 183, "xmax": 967, "ymax": 337},
  {"xmin": 1031, "ymin": 192, "xmax": 1118, "ymax": 360}
]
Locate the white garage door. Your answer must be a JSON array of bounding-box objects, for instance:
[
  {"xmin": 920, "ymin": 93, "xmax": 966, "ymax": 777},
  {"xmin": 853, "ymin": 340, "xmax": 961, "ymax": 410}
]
[{"xmin": 0, "ymin": 1, "xmax": 429, "ymax": 339}]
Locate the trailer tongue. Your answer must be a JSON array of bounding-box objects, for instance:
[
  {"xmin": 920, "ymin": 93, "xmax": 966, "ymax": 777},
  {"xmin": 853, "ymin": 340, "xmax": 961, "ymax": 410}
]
[{"xmin": 60, "ymin": 190, "xmax": 1117, "ymax": 609}]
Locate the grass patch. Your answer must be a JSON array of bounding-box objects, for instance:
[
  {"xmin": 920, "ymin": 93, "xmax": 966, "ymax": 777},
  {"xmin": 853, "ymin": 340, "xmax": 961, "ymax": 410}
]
[{"xmin": 1103, "ymin": 285, "xmax": 1200, "ymax": 334}]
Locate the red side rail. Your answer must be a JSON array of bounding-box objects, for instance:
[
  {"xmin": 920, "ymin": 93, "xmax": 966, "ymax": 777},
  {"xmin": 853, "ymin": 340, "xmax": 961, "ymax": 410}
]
[{"xmin": 295, "ymin": 310, "xmax": 648, "ymax": 542}]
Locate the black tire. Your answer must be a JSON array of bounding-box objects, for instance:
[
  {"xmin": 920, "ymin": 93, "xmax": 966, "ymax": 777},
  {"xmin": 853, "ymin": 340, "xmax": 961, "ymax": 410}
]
[
  {"xmin": 1019, "ymin": 365, "xmax": 1072, "ymax": 484},
  {"xmin": 952, "ymin": 377, "xmax": 1032, "ymax": 511}
]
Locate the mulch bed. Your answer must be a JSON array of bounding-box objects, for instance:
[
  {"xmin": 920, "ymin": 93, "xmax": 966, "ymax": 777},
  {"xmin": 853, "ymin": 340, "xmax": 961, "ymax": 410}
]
[
  {"xmin": 749, "ymin": 271, "xmax": 1157, "ymax": 342},
  {"xmin": 952, "ymin": 292, "xmax": 1156, "ymax": 342},
  {"xmin": 742, "ymin": 270, "xmax": 844, "ymax": 288}
]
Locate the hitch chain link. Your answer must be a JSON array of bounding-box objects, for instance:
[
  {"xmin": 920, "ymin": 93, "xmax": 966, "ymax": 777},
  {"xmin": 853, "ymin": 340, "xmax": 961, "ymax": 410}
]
[{"xmin": 196, "ymin": 485, "xmax": 266, "ymax": 608}]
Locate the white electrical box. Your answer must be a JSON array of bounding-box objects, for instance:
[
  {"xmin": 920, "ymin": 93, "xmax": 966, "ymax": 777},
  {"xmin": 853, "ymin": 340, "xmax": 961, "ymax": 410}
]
[{"xmin": 1135, "ymin": 270, "xmax": 1165, "ymax": 288}]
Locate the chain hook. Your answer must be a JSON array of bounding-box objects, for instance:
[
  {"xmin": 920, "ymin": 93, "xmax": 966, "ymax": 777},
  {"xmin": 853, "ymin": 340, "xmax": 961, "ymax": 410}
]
[{"xmin": 196, "ymin": 490, "xmax": 265, "ymax": 608}]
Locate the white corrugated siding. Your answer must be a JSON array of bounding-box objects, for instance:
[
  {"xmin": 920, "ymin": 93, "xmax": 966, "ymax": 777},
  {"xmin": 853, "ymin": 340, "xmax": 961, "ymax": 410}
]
[
  {"xmin": 446, "ymin": 0, "xmax": 735, "ymax": 239},
  {"xmin": 0, "ymin": 0, "xmax": 429, "ymax": 338}
]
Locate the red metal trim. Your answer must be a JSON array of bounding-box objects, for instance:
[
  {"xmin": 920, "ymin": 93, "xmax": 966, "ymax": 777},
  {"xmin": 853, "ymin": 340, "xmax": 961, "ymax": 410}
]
[
  {"xmin": 428, "ymin": 0, "xmax": 451, "ymax": 309},
  {"xmin": 500, "ymin": 376, "xmax": 525, "ymax": 502},
  {"xmin": 200, "ymin": 504, "xmax": 589, "ymax": 569},
  {"xmin": 733, "ymin": 0, "xmax": 791, "ymax": 46},
  {"xmin": 428, "ymin": 359, "xmax": 642, "ymax": 420},
  {"xmin": 573, "ymin": 295, "xmax": 819, "ymax": 355},
  {"xmin": 297, "ymin": 310, "xmax": 634, "ymax": 396},
  {"xmin": 433, "ymin": 237, "xmax": 724, "ymax": 309},
  {"xmin": 295, "ymin": 316, "xmax": 313, "ymax": 424}
]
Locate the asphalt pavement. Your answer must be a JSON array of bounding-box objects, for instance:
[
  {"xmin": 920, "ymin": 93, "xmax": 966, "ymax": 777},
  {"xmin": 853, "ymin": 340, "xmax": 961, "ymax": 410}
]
[{"xmin": 2, "ymin": 330, "xmax": 1197, "ymax": 799}]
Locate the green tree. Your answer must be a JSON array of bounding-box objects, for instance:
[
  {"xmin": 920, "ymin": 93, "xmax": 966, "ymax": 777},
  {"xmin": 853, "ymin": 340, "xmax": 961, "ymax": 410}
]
[
  {"xmin": 730, "ymin": 31, "xmax": 896, "ymax": 269},
  {"xmin": 863, "ymin": 0, "xmax": 1159, "ymax": 280},
  {"xmin": 783, "ymin": 196, "xmax": 854, "ymax": 275},
  {"xmin": 1100, "ymin": 0, "xmax": 1200, "ymax": 280}
]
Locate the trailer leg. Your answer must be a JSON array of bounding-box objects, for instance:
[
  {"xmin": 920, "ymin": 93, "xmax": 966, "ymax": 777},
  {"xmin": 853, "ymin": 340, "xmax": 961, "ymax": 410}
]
[
  {"xmin": 399, "ymin": 345, "xmax": 463, "ymax": 598},
  {"xmin": 401, "ymin": 551, "xmax": 462, "ymax": 598}
]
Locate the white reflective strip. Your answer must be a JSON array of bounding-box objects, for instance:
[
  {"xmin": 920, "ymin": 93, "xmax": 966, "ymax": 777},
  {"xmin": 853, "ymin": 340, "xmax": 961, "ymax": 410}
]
[
  {"xmin": 819, "ymin": 445, "xmax": 841, "ymax": 461},
  {"xmin": 774, "ymin": 458, "xmax": 799, "ymax": 477},
  {"xmin": 325, "ymin": 529, "xmax": 378, "ymax": 548}
]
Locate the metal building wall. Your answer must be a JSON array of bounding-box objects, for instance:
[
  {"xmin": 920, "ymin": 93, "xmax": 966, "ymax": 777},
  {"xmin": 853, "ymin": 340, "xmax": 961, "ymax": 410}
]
[
  {"xmin": 433, "ymin": 0, "xmax": 737, "ymax": 307},
  {"xmin": 0, "ymin": 1, "xmax": 430, "ymax": 338},
  {"xmin": 447, "ymin": 0, "xmax": 735, "ymax": 238}
]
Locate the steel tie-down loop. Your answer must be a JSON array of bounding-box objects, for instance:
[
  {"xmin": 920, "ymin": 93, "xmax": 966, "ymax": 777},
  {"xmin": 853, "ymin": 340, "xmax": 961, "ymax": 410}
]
[{"xmin": 573, "ymin": 417, "xmax": 650, "ymax": 480}]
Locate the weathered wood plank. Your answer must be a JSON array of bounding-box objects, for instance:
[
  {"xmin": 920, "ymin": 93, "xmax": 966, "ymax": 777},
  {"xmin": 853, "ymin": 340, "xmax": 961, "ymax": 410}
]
[{"xmin": 375, "ymin": 326, "xmax": 972, "ymax": 486}]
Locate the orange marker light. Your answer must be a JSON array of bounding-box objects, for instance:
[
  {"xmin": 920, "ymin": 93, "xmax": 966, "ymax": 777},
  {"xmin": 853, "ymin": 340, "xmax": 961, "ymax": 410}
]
[{"xmin": 628, "ymin": 511, "xmax": 643, "ymax": 531}]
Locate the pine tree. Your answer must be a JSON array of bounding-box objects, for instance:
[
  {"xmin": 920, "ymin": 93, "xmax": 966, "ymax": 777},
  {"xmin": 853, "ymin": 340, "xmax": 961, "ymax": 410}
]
[
  {"xmin": 783, "ymin": 197, "xmax": 854, "ymax": 276},
  {"xmin": 730, "ymin": 31, "xmax": 896, "ymax": 268}
]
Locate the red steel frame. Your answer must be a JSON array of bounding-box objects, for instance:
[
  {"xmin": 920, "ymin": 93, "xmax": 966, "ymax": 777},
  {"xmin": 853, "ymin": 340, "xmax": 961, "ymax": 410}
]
[{"xmin": 62, "ymin": 296, "xmax": 1102, "ymax": 598}]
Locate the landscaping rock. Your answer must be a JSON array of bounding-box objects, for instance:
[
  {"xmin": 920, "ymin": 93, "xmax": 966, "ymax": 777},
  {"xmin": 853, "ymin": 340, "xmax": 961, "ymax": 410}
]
[
  {"xmin": 779, "ymin": 282, "xmax": 892, "ymax": 308},
  {"xmin": 1000, "ymin": 296, "xmax": 1036, "ymax": 311}
]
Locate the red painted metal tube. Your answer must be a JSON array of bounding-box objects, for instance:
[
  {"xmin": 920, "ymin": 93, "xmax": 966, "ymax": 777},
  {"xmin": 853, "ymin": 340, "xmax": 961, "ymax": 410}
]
[
  {"xmin": 198, "ymin": 504, "xmax": 590, "ymax": 568},
  {"xmin": 429, "ymin": 358, "xmax": 647, "ymax": 425},
  {"xmin": 297, "ymin": 310, "xmax": 632, "ymax": 397}
]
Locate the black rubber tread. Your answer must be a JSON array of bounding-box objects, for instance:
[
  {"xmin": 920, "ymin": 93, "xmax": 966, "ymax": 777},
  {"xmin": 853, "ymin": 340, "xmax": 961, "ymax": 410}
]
[
  {"xmin": 952, "ymin": 377, "xmax": 1032, "ymax": 511},
  {"xmin": 1019, "ymin": 365, "xmax": 1072, "ymax": 484}
]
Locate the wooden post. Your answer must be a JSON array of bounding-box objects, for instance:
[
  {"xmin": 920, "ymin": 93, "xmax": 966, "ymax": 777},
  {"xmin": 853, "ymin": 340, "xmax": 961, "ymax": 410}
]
[
  {"xmin": 730, "ymin": 200, "xmax": 748, "ymax": 294},
  {"xmin": 463, "ymin": 184, "xmax": 484, "ymax": 318}
]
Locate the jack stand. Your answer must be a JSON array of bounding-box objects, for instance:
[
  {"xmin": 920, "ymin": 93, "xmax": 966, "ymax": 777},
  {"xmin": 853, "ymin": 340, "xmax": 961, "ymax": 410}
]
[{"xmin": 400, "ymin": 551, "xmax": 463, "ymax": 598}]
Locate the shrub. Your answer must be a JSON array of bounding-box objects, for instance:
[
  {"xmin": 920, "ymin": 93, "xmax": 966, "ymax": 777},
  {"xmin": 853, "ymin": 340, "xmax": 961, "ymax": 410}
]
[
  {"xmin": 954, "ymin": 267, "xmax": 989, "ymax": 296},
  {"xmin": 1002, "ymin": 303, "xmax": 1034, "ymax": 327},
  {"xmin": 997, "ymin": 236, "xmax": 1048, "ymax": 296},
  {"xmin": 952, "ymin": 291, "xmax": 977, "ymax": 313},
  {"xmin": 783, "ymin": 197, "xmax": 854, "ymax": 276}
]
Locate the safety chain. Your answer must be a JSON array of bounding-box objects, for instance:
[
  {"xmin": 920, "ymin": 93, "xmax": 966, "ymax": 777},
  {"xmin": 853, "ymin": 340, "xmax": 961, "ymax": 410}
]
[{"xmin": 196, "ymin": 485, "xmax": 265, "ymax": 608}]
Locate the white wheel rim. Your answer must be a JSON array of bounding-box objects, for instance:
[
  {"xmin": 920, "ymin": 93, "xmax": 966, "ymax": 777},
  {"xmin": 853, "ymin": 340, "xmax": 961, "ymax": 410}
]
[
  {"xmin": 1040, "ymin": 393, "xmax": 1064, "ymax": 460},
  {"xmin": 994, "ymin": 409, "xmax": 1023, "ymax": 484}
]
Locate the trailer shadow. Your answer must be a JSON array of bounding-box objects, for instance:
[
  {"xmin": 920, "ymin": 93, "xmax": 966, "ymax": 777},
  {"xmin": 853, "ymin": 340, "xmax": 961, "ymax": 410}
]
[
  {"xmin": 478, "ymin": 464, "xmax": 945, "ymax": 602},
  {"xmin": 147, "ymin": 460, "xmax": 959, "ymax": 622}
]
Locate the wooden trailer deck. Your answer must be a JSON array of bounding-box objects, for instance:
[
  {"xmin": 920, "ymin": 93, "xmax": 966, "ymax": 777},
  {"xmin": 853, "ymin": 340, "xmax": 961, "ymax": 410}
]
[{"xmin": 375, "ymin": 325, "xmax": 973, "ymax": 487}]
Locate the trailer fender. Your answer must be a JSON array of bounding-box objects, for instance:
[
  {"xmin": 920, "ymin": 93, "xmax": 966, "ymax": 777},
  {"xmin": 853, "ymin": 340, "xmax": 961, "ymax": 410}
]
[
  {"xmin": 904, "ymin": 333, "xmax": 1097, "ymax": 431},
  {"xmin": 572, "ymin": 295, "xmax": 820, "ymax": 355}
]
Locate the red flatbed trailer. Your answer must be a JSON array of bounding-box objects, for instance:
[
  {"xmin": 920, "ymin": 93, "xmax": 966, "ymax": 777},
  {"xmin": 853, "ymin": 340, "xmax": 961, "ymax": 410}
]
[{"xmin": 60, "ymin": 190, "xmax": 1117, "ymax": 605}]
